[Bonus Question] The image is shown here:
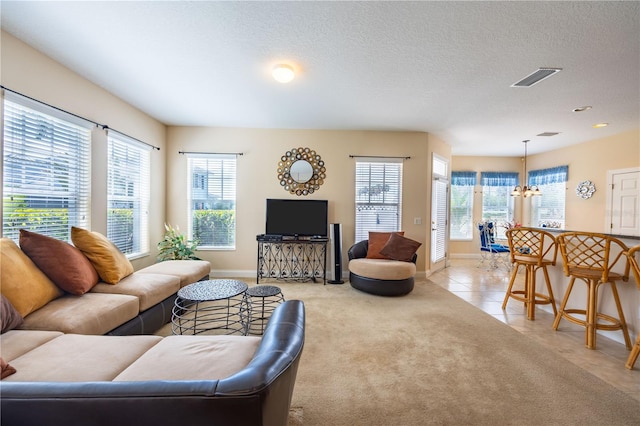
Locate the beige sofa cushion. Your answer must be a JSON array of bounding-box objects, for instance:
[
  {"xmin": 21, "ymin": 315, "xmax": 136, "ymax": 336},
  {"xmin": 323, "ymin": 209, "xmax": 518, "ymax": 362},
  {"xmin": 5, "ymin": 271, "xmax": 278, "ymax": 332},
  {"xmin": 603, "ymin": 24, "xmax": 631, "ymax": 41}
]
[
  {"xmin": 20, "ymin": 293, "xmax": 139, "ymax": 335},
  {"xmin": 4, "ymin": 334, "xmax": 162, "ymax": 382},
  {"xmin": 91, "ymin": 273, "xmax": 180, "ymax": 311},
  {"xmin": 114, "ymin": 335, "xmax": 261, "ymax": 381},
  {"xmin": 349, "ymin": 258, "xmax": 416, "ymax": 280},
  {"xmin": 0, "ymin": 330, "xmax": 62, "ymax": 362},
  {"xmin": 137, "ymin": 260, "xmax": 211, "ymax": 287}
]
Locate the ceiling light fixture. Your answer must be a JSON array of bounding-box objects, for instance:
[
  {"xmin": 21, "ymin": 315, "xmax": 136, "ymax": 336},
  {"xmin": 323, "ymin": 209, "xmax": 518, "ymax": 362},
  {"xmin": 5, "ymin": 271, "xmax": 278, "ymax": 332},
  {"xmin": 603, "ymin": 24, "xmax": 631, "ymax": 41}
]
[
  {"xmin": 511, "ymin": 140, "xmax": 542, "ymax": 198},
  {"xmin": 272, "ymin": 64, "xmax": 295, "ymax": 83},
  {"xmin": 592, "ymin": 122, "xmax": 609, "ymax": 128},
  {"xmin": 572, "ymin": 106, "xmax": 592, "ymax": 112}
]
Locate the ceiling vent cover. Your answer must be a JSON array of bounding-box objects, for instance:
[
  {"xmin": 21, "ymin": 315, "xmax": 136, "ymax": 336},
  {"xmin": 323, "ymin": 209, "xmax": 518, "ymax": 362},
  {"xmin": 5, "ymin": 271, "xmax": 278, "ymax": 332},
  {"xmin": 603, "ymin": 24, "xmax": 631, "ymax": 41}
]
[
  {"xmin": 511, "ymin": 68, "xmax": 562, "ymax": 87},
  {"xmin": 537, "ymin": 132, "xmax": 560, "ymax": 137}
]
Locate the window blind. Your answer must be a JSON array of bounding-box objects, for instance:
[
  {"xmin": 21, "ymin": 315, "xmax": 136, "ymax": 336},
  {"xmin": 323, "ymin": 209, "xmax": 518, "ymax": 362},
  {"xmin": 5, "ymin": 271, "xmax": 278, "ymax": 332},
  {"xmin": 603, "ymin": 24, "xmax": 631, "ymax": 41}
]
[
  {"xmin": 107, "ymin": 133, "xmax": 150, "ymax": 256},
  {"xmin": 530, "ymin": 166, "xmax": 568, "ymax": 228},
  {"xmin": 2, "ymin": 98, "xmax": 91, "ymax": 242},
  {"xmin": 354, "ymin": 159, "xmax": 403, "ymax": 242},
  {"xmin": 450, "ymin": 171, "xmax": 476, "ymax": 240},
  {"xmin": 480, "ymin": 172, "xmax": 517, "ymax": 238},
  {"xmin": 187, "ymin": 154, "xmax": 237, "ymax": 249}
]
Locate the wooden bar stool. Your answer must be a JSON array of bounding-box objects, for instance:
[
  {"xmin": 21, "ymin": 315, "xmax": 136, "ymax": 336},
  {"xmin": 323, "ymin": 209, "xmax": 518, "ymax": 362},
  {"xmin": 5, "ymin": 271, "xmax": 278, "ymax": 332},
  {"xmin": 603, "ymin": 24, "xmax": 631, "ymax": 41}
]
[
  {"xmin": 502, "ymin": 227, "xmax": 557, "ymax": 320},
  {"xmin": 624, "ymin": 244, "xmax": 640, "ymax": 369},
  {"xmin": 553, "ymin": 232, "xmax": 632, "ymax": 350}
]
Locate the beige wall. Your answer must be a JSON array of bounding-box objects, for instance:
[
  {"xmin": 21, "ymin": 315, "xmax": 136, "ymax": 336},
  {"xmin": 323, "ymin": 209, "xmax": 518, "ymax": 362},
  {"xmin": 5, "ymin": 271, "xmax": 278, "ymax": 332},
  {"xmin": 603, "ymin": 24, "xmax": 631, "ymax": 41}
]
[
  {"xmin": 1, "ymin": 31, "xmax": 167, "ymax": 269},
  {"xmin": 451, "ymin": 130, "xmax": 640, "ymax": 256},
  {"xmin": 166, "ymin": 127, "xmax": 446, "ymax": 276}
]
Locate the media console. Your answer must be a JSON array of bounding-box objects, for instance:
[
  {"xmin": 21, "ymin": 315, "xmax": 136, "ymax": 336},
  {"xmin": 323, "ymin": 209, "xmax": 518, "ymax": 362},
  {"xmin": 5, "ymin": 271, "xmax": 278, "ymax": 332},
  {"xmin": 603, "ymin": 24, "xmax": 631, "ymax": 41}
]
[{"xmin": 256, "ymin": 235, "xmax": 328, "ymax": 284}]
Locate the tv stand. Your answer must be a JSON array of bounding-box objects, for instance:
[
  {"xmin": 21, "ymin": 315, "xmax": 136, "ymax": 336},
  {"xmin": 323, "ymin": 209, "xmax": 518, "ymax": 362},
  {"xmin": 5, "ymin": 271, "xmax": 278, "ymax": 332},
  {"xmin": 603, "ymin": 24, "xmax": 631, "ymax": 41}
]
[{"xmin": 256, "ymin": 237, "xmax": 328, "ymax": 284}]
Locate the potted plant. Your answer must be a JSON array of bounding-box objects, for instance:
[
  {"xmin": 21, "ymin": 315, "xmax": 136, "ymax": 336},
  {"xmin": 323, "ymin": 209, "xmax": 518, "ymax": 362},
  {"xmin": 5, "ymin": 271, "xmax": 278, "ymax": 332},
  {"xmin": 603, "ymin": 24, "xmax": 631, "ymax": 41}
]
[{"xmin": 157, "ymin": 223, "xmax": 200, "ymax": 261}]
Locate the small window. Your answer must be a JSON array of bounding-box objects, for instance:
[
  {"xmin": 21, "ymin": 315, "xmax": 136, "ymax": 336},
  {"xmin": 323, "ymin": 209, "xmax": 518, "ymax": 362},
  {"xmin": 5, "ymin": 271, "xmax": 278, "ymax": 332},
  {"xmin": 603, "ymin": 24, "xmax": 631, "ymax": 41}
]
[
  {"xmin": 450, "ymin": 171, "xmax": 476, "ymax": 240},
  {"xmin": 481, "ymin": 172, "xmax": 517, "ymax": 239},
  {"xmin": 107, "ymin": 133, "xmax": 151, "ymax": 257},
  {"xmin": 187, "ymin": 154, "xmax": 237, "ymax": 249},
  {"xmin": 529, "ymin": 166, "xmax": 568, "ymax": 229},
  {"xmin": 355, "ymin": 159, "xmax": 403, "ymax": 242}
]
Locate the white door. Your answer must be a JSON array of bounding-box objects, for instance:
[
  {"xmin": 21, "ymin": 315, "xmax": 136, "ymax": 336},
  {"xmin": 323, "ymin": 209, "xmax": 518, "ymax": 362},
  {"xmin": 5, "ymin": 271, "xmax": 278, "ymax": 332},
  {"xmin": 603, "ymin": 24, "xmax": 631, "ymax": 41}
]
[
  {"xmin": 431, "ymin": 178, "xmax": 448, "ymax": 266},
  {"xmin": 608, "ymin": 168, "xmax": 640, "ymax": 236}
]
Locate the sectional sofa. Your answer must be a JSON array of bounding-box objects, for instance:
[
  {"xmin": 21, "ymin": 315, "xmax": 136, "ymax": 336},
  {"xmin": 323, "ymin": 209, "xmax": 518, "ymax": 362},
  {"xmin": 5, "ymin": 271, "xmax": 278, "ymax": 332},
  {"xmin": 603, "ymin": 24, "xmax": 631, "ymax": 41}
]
[{"xmin": 0, "ymin": 229, "xmax": 306, "ymax": 425}]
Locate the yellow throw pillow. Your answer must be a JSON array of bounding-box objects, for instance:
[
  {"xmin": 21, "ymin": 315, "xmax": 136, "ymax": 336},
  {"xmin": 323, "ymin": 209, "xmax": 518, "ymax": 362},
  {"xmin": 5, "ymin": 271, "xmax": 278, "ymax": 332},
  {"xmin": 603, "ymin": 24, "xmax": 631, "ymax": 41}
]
[
  {"xmin": 71, "ymin": 227, "xmax": 134, "ymax": 284},
  {"xmin": 0, "ymin": 238, "xmax": 63, "ymax": 317}
]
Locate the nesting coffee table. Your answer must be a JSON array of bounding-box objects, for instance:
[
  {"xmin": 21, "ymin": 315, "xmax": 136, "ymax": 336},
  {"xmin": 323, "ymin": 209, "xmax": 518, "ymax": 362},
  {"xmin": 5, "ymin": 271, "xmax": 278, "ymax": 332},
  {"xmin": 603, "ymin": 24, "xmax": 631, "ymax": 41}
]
[{"xmin": 171, "ymin": 279, "xmax": 249, "ymax": 336}]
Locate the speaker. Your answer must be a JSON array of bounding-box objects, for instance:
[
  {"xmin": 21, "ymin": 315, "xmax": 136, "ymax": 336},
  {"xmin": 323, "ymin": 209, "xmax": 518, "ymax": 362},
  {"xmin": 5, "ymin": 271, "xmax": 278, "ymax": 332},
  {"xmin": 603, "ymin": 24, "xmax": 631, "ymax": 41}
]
[{"xmin": 328, "ymin": 223, "xmax": 344, "ymax": 284}]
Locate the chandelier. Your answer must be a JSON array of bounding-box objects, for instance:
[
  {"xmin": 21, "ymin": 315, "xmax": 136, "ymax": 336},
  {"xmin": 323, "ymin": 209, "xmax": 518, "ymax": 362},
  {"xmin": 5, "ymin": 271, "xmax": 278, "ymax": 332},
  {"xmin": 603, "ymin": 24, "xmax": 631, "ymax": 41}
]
[{"xmin": 511, "ymin": 140, "xmax": 542, "ymax": 197}]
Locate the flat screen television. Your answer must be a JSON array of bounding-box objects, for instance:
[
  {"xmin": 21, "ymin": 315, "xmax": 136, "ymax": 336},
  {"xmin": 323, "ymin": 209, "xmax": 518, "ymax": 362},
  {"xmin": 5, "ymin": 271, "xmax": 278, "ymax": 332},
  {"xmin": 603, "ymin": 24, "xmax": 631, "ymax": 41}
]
[{"xmin": 265, "ymin": 199, "xmax": 328, "ymax": 238}]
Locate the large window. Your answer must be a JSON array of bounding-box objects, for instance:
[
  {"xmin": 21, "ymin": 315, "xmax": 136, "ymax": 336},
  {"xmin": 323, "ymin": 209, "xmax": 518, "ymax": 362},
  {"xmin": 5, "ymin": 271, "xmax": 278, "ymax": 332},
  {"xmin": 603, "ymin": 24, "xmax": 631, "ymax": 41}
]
[
  {"xmin": 355, "ymin": 159, "xmax": 403, "ymax": 242},
  {"xmin": 529, "ymin": 166, "xmax": 568, "ymax": 228},
  {"xmin": 107, "ymin": 133, "xmax": 150, "ymax": 257},
  {"xmin": 450, "ymin": 171, "xmax": 476, "ymax": 240},
  {"xmin": 187, "ymin": 154, "xmax": 236, "ymax": 249},
  {"xmin": 481, "ymin": 172, "xmax": 517, "ymax": 239},
  {"xmin": 2, "ymin": 97, "xmax": 91, "ymax": 242}
]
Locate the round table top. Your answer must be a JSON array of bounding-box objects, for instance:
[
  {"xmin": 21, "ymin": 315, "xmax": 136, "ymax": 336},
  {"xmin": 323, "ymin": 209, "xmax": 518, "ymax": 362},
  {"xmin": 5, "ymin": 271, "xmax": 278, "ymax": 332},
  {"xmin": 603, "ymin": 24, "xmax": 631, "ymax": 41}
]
[
  {"xmin": 246, "ymin": 285, "xmax": 282, "ymax": 297},
  {"xmin": 177, "ymin": 279, "xmax": 248, "ymax": 302}
]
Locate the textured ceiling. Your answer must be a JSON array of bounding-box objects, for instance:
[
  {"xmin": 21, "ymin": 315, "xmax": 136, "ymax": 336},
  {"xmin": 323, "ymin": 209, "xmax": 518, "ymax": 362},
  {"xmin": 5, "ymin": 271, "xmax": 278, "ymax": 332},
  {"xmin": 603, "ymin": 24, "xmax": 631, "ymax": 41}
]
[{"xmin": 1, "ymin": 1, "xmax": 638, "ymax": 156}]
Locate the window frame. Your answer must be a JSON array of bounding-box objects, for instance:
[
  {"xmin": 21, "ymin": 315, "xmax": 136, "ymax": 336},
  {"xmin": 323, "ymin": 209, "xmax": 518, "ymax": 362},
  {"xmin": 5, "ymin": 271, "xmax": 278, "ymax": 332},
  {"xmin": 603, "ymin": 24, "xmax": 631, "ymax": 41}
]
[
  {"xmin": 106, "ymin": 131, "xmax": 151, "ymax": 258},
  {"xmin": 480, "ymin": 172, "xmax": 517, "ymax": 239},
  {"xmin": 354, "ymin": 158, "xmax": 403, "ymax": 242},
  {"xmin": 450, "ymin": 171, "xmax": 477, "ymax": 241},
  {"xmin": 187, "ymin": 153, "xmax": 237, "ymax": 250},
  {"xmin": 529, "ymin": 166, "xmax": 568, "ymax": 229}
]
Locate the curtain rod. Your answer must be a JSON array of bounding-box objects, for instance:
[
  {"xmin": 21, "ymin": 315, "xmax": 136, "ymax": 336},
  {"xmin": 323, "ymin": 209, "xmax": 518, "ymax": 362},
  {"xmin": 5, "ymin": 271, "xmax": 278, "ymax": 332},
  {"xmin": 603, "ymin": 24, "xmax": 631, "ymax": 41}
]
[
  {"xmin": 349, "ymin": 155, "xmax": 411, "ymax": 160},
  {"xmin": 1, "ymin": 85, "xmax": 160, "ymax": 151},
  {"xmin": 178, "ymin": 151, "xmax": 244, "ymax": 156}
]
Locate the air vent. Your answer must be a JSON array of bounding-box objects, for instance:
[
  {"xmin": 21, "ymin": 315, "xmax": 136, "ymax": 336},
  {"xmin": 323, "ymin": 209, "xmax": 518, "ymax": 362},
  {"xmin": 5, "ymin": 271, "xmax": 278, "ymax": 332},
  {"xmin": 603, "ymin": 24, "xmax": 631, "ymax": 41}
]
[
  {"xmin": 537, "ymin": 132, "xmax": 560, "ymax": 137},
  {"xmin": 511, "ymin": 68, "xmax": 562, "ymax": 87}
]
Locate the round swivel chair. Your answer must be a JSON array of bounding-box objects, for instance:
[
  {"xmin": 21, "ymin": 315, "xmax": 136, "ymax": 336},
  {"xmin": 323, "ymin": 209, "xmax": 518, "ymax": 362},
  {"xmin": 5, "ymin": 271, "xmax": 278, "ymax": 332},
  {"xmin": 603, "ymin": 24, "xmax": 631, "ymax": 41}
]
[{"xmin": 347, "ymin": 240, "xmax": 416, "ymax": 297}]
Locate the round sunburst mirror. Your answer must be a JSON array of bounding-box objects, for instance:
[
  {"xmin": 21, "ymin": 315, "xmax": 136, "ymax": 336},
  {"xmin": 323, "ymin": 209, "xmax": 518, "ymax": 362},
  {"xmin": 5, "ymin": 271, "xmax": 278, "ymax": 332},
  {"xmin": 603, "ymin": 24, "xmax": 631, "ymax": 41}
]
[{"xmin": 276, "ymin": 147, "xmax": 326, "ymax": 196}]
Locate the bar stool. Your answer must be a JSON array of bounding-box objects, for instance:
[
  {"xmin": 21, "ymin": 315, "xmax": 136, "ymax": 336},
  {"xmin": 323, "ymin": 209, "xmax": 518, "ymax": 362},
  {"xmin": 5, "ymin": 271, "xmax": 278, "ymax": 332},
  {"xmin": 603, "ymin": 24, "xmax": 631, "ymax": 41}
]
[
  {"xmin": 502, "ymin": 227, "xmax": 557, "ymax": 320},
  {"xmin": 624, "ymin": 244, "xmax": 640, "ymax": 369},
  {"xmin": 246, "ymin": 285, "xmax": 285, "ymax": 335},
  {"xmin": 553, "ymin": 232, "xmax": 632, "ymax": 350}
]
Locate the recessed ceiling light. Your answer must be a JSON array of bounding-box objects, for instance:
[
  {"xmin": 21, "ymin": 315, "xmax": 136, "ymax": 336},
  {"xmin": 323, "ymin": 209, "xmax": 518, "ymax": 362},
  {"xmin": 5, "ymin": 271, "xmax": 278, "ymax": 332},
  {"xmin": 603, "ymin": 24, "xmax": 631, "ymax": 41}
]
[
  {"xmin": 272, "ymin": 64, "xmax": 295, "ymax": 83},
  {"xmin": 572, "ymin": 106, "xmax": 592, "ymax": 112},
  {"xmin": 592, "ymin": 123, "xmax": 609, "ymax": 128}
]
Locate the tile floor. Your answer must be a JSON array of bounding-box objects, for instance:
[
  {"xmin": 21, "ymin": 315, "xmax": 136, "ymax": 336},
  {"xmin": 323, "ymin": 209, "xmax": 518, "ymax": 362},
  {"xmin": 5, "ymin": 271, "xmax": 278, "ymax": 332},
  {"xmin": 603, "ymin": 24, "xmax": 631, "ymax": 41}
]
[{"xmin": 430, "ymin": 258, "xmax": 640, "ymax": 402}]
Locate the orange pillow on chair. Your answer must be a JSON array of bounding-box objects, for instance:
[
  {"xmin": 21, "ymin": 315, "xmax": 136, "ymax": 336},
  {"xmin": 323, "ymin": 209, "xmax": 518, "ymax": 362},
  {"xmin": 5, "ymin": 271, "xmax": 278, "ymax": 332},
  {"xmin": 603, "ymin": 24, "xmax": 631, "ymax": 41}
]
[{"xmin": 366, "ymin": 231, "xmax": 404, "ymax": 259}]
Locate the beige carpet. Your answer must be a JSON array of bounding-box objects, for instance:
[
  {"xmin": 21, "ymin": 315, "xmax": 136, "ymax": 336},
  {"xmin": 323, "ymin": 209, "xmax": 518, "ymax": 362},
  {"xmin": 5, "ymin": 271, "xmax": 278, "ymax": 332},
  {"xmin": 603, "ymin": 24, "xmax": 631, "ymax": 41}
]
[
  {"xmin": 157, "ymin": 279, "xmax": 640, "ymax": 425},
  {"xmin": 270, "ymin": 279, "xmax": 640, "ymax": 426}
]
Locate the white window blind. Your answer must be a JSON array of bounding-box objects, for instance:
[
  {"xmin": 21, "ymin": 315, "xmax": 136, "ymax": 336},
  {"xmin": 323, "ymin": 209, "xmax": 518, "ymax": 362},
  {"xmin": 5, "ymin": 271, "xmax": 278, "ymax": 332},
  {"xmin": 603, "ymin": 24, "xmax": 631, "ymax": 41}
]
[
  {"xmin": 480, "ymin": 172, "xmax": 517, "ymax": 239},
  {"xmin": 355, "ymin": 159, "xmax": 403, "ymax": 242},
  {"xmin": 529, "ymin": 166, "xmax": 568, "ymax": 228},
  {"xmin": 187, "ymin": 154, "xmax": 236, "ymax": 249},
  {"xmin": 450, "ymin": 171, "xmax": 476, "ymax": 240},
  {"xmin": 107, "ymin": 133, "xmax": 150, "ymax": 257},
  {"xmin": 2, "ymin": 97, "xmax": 91, "ymax": 242}
]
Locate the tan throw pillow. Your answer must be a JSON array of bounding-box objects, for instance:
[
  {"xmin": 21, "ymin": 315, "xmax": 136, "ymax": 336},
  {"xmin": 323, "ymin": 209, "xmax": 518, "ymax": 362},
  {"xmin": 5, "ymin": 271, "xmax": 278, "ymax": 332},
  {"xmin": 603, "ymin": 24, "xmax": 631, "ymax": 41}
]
[
  {"xmin": 19, "ymin": 229, "xmax": 99, "ymax": 295},
  {"xmin": 0, "ymin": 238, "xmax": 63, "ymax": 317},
  {"xmin": 379, "ymin": 233, "xmax": 422, "ymax": 262},
  {"xmin": 71, "ymin": 227, "xmax": 134, "ymax": 284},
  {"xmin": 1, "ymin": 294, "xmax": 24, "ymax": 333},
  {"xmin": 366, "ymin": 231, "xmax": 404, "ymax": 259}
]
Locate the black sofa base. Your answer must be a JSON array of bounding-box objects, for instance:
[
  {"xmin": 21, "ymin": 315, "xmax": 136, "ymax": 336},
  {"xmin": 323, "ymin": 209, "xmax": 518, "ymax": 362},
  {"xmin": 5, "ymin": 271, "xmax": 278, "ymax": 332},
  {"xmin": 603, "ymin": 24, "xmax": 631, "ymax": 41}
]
[{"xmin": 349, "ymin": 272, "xmax": 414, "ymax": 297}]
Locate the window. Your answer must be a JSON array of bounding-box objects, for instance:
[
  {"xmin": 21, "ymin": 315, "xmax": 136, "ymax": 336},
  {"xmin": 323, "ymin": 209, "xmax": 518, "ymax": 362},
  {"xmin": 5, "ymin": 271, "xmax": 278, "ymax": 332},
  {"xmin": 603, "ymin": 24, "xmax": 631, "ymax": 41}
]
[
  {"xmin": 2, "ymin": 97, "xmax": 91, "ymax": 242},
  {"xmin": 107, "ymin": 133, "xmax": 150, "ymax": 257},
  {"xmin": 529, "ymin": 166, "xmax": 568, "ymax": 228},
  {"xmin": 187, "ymin": 154, "xmax": 236, "ymax": 249},
  {"xmin": 480, "ymin": 172, "xmax": 517, "ymax": 239},
  {"xmin": 450, "ymin": 171, "xmax": 477, "ymax": 240},
  {"xmin": 355, "ymin": 159, "xmax": 403, "ymax": 242}
]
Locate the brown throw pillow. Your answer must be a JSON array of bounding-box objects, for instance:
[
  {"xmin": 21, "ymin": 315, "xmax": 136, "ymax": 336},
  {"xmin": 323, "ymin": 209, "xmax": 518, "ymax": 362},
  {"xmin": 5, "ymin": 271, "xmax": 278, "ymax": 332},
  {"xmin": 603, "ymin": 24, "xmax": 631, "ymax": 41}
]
[
  {"xmin": 71, "ymin": 227, "xmax": 134, "ymax": 284},
  {"xmin": 1, "ymin": 357, "xmax": 17, "ymax": 379},
  {"xmin": 366, "ymin": 231, "xmax": 404, "ymax": 259},
  {"xmin": 1, "ymin": 294, "xmax": 24, "ymax": 333},
  {"xmin": 379, "ymin": 233, "xmax": 422, "ymax": 262},
  {"xmin": 19, "ymin": 229, "xmax": 99, "ymax": 295}
]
